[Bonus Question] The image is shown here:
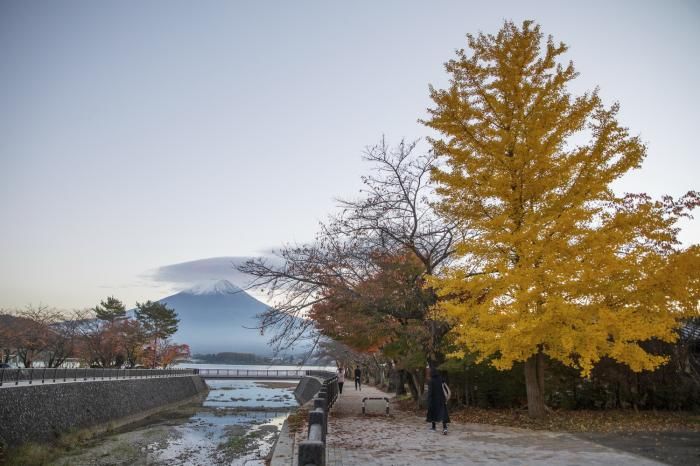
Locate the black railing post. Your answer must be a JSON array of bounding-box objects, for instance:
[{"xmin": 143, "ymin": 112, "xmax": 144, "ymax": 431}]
[
  {"xmin": 308, "ymin": 408, "xmax": 326, "ymax": 442},
  {"xmin": 318, "ymin": 388, "xmax": 328, "ymax": 412}
]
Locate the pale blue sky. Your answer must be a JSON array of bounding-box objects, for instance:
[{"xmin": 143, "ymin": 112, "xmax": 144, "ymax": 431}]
[{"xmin": 1, "ymin": 1, "xmax": 698, "ymax": 309}]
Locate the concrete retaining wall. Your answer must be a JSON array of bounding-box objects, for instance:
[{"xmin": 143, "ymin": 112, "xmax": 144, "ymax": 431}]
[
  {"xmin": 293, "ymin": 376, "xmax": 322, "ymax": 406},
  {"xmin": 270, "ymin": 376, "xmax": 325, "ymax": 465},
  {"xmin": 0, "ymin": 375, "xmax": 207, "ymax": 447}
]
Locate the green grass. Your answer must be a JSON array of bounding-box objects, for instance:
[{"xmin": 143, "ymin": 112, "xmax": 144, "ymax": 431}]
[
  {"xmin": 286, "ymin": 408, "xmax": 308, "ymax": 434},
  {"xmin": 3, "ymin": 426, "xmax": 100, "ymax": 465},
  {"xmin": 4, "ymin": 442, "xmax": 53, "ymax": 466}
]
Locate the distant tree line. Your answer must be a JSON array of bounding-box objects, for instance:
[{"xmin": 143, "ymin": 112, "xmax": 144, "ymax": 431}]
[{"xmin": 0, "ymin": 298, "xmax": 190, "ymax": 369}]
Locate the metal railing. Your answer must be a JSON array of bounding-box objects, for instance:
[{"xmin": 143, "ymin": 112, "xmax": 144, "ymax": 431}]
[
  {"xmin": 196, "ymin": 368, "xmax": 339, "ymax": 379},
  {"xmin": 298, "ymin": 372, "xmax": 339, "ymax": 466},
  {"xmin": 0, "ymin": 367, "xmax": 197, "ymax": 387},
  {"xmin": 196, "ymin": 368, "xmax": 309, "ymax": 378}
]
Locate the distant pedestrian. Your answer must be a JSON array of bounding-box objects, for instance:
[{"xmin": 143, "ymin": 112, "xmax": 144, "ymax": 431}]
[
  {"xmin": 354, "ymin": 366, "xmax": 362, "ymax": 391},
  {"xmin": 337, "ymin": 367, "xmax": 345, "ymax": 394},
  {"xmin": 426, "ymin": 367, "xmax": 450, "ymax": 435}
]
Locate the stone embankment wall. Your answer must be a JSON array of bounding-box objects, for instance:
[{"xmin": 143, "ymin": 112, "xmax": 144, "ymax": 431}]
[{"xmin": 0, "ymin": 375, "xmax": 207, "ymax": 447}]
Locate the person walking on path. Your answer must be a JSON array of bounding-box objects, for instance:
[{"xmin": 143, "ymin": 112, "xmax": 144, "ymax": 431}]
[
  {"xmin": 337, "ymin": 367, "xmax": 345, "ymax": 394},
  {"xmin": 354, "ymin": 366, "xmax": 362, "ymax": 391},
  {"xmin": 426, "ymin": 367, "xmax": 450, "ymax": 435}
]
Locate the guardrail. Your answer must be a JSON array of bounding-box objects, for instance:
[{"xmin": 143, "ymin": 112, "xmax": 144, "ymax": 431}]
[
  {"xmin": 196, "ymin": 368, "xmax": 308, "ymax": 378},
  {"xmin": 0, "ymin": 368, "xmax": 197, "ymax": 386},
  {"xmin": 298, "ymin": 372, "xmax": 339, "ymax": 466},
  {"xmin": 362, "ymin": 396, "xmax": 390, "ymax": 415},
  {"xmin": 195, "ymin": 368, "xmax": 340, "ymax": 379}
]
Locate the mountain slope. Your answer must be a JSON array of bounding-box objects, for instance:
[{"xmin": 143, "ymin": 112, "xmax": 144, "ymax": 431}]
[{"xmin": 157, "ymin": 280, "xmax": 272, "ymax": 355}]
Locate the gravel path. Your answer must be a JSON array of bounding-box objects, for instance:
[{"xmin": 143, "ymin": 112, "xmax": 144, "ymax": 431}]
[{"xmin": 323, "ymin": 385, "xmax": 667, "ymax": 466}]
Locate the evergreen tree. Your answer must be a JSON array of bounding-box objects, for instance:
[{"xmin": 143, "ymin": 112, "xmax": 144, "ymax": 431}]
[
  {"xmin": 94, "ymin": 296, "xmax": 127, "ymax": 322},
  {"xmin": 135, "ymin": 301, "xmax": 179, "ymax": 368}
]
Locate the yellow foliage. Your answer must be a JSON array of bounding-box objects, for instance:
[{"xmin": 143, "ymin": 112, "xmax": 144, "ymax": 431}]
[{"xmin": 424, "ymin": 21, "xmax": 699, "ymax": 376}]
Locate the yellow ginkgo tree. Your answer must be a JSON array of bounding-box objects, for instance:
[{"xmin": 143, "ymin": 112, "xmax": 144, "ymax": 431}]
[{"xmin": 424, "ymin": 20, "xmax": 700, "ymax": 418}]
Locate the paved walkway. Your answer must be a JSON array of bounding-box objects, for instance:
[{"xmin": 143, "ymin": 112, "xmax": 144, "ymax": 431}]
[{"xmin": 323, "ymin": 385, "xmax": 666, "ymax": 466}]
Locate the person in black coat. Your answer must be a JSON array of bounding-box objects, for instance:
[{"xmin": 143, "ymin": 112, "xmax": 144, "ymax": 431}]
[
  {"xmin": 354, "ymin": 366, "xmax": 362, "ymax": 390},
  {"xmin": 425, "ymin": 367, "xmax": 450, "ymax": 434}
]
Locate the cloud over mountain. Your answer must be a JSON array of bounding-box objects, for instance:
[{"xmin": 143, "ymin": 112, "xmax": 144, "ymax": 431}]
[{"xmin": 150, "ymin": 256, "xmax": 256, "ymax": 290}]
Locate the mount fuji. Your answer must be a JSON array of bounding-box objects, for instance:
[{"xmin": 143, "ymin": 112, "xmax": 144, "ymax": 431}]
[{"xmin": 157, "ymin": 279, "xmax": 272, "ymax": 355}]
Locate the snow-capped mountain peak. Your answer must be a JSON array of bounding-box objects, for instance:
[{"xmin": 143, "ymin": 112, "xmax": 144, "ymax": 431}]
[{"xmin": 184, "ymin": 279, "xmax": 243, "ymax": 296}]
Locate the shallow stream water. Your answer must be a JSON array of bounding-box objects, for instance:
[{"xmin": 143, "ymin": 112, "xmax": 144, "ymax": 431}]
[{"xmin": 52, "ymin": 378, "xmax": 299, "ymax": 466}]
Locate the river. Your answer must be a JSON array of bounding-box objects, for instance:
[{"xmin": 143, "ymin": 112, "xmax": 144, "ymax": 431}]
[{"xmin": 50, "ymin": 364, "xmax": 334, "ymax": 466}]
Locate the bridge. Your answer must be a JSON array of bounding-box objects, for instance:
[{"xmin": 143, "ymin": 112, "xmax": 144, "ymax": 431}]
[{"xmin": 195, "ymin": 368, "xmax": 327, "ymax": 380}]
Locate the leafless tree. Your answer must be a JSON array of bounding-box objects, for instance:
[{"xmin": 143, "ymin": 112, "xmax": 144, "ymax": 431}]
[
  {"xmin": 239, "ymin": 139, "xmax": 464, "ymax": 370},
  {"xmin": 239, "ymin": 231, "xmax": 376, "ymax": 352},
  {"xmin": 44, "ymin": 313, "xmax": 83, "ymax": 368},
  {"xmin": 0, "ymin": 312, "xmax": 22, "ymax": 364},
  {"xmin": 334, "ymin": 137, "xmax": 459, "ymax": 275},
  {"xmin": 74, "ymin": 309, "xmax": 125, "ymax": 368},
  {"xmin": 14, "ymin": 305, "xmax": 62, "ymax": 367}
]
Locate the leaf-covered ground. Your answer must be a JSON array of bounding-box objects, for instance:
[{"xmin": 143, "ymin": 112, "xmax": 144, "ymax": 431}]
[
  {"xmin": 456, "ymin": 408, "xmax": 700, "ymax": 433},
  {"xmin": 322, "ymin": 386, "xmax": 688, "ymax": 465},
  {"xmin": 397, "ymin": 400, "xmax": 700, "ymax": 433}
]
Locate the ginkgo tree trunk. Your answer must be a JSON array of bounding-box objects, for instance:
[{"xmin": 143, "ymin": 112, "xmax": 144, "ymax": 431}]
[{"xmin": 424, "ymin": 20, "xmax": 699, "ymax": 418}]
